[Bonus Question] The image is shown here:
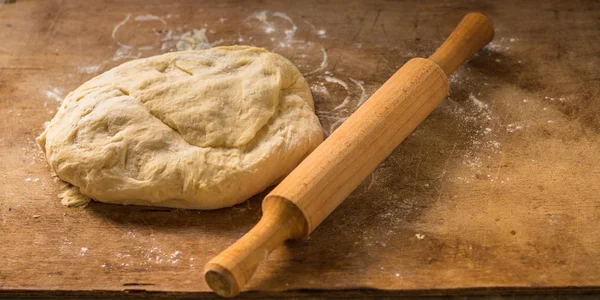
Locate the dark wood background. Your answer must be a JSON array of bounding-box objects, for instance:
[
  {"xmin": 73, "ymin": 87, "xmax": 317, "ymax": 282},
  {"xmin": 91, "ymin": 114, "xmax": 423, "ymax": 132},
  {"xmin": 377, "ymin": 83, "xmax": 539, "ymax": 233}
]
[{"xmin": 1, "ymin": 0, "xmax": 599, "ymax": 297}]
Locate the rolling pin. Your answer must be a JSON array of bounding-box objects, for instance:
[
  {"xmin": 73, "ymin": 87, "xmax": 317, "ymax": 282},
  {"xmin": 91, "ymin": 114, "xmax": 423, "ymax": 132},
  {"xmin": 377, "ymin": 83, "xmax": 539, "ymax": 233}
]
[{"xmin": 205, "ymin": 12, "xmax": 494, "ymax": 297}]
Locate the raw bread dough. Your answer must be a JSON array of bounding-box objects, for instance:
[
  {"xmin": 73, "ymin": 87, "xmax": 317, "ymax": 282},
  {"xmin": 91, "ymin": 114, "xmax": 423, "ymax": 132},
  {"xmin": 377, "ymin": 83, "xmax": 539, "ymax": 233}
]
[{"xmin": 37, "ymin": 46, "xmax": 323, "ymax": 209}]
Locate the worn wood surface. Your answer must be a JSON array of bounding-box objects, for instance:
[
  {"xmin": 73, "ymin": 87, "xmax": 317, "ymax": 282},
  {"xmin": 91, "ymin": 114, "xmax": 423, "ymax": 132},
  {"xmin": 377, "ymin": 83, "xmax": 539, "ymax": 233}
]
[{"xmin": 1, "ymin": 0, "xmax": 599, "ymax": 296}]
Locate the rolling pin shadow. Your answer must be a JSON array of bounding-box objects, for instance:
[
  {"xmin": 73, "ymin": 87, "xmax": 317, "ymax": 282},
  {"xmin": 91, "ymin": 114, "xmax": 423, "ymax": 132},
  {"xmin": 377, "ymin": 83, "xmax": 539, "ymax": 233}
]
[{"xmin": 205, "ymin": 12, "xmax": 494, "ymax": 297}]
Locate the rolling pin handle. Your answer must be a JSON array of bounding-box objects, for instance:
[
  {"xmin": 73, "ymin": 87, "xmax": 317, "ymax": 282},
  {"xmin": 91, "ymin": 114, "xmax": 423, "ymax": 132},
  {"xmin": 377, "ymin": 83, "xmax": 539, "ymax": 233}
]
[
  {"xmin": 428, "ymin": 12, "xmax": 495, "ymax": 76},
  {"xmin": 204, "ymin": 198, "xmax": 307, "ymax": 297}
]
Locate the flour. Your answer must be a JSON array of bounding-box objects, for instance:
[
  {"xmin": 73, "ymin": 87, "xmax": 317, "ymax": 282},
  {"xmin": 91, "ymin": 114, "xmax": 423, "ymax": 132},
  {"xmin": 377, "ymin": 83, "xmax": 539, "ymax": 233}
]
[
  {"xmin": 175, "ymin": 29, "xmax": 212, "ymax": 50},
  {"xmin": 170, "ymin": 250, "xmax": 182, "ymax": 264},
  {"xmin": 311, "ymin": 85, "xmax": 329, "ymax": 96},
  {"xmin": 110, "ymin": 13, "xmax": 171, "ymax": 61},
  {"xmin": 78, "ymin": 65, "xmax": 101, "ymax": 74},
  {"xmin": 486, "ymin": 37, "xmax": 519, "ymax": 52},
  {"xmin": 469, "ymin": 93, "xmax": 488, "ymax": 110},
  {"xmin": 134, "ymin": 14, "xmax": 167, "ymax": 24},
  {"xmin": 326, "ymin": 76, "xmax": 351, "ymax": 111},
  {"xmin": 349, "ymin": 78, "xmax": 368, "ymax": 107},
  {"xmin": 112, "ymin": 14, "xmax": 133, "ymax": 49},
  {"xmin": 304, "ymin": 46, "xmax": 328, "ymax": 76},
  {"xmin": 506, "ymin": 123, "xmax": 523, "ymax": 133},
  {"xmin": 113, "ymin": 246, "xmax": 189, "ymax": 268},
  {"xmin": 272, "ymin": 12, "xmax": 297, "ymax": 47},
  {"xmin": 45, "ymin": 88, "xmax": 64, "ymax": 103},
  {"xmin": 245, "ymin": 11, "xmax": 298, "ymax": 48},
  {"xmin": 246, "ymin": 10, "xmax": 274, "ymax": 34}
]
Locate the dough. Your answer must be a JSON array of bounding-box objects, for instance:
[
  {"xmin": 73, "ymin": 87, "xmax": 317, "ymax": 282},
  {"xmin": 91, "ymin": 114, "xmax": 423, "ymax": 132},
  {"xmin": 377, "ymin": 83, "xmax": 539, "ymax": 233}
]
[{"xmin": 37, "ymin": 46, "xmax": 323, "ymax": 209}]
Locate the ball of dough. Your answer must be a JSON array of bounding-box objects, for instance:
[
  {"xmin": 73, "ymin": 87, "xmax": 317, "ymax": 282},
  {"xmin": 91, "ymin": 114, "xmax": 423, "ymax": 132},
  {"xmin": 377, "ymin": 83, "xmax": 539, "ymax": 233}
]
[{"xmin": 37, "ymin": 46, "xmax": 323, "ymax": 209}]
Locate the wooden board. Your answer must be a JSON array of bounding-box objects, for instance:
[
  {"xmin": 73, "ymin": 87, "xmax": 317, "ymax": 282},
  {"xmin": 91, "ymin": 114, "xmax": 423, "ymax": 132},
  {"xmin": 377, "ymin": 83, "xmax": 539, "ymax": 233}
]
[{"xmin": 1, "ymin": 0, "xmax": 599, "ymax": 296}]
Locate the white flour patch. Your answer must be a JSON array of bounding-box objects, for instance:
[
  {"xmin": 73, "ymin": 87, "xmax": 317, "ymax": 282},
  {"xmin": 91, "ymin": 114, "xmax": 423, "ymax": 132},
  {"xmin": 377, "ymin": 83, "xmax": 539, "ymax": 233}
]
[
  {"xmin": 272, "ymin": 12, "xmax": 297, "ymax": 47},
  {"xmin": 170, "ymin": 250, "xmax": 182, "ymax": 264},
  {"xmin": 113, "ymin": 247, "xmax": 191, "ymax": 268},
  {"xmin": 350, "ymin": 78, "xmax": 368, "ymax": 107},
  {"xmin": 246, "ymin": 10, "xmax": 274, "ymax": 34},
  {"xmin": 175, "ymin": 28, "xmax": 212, "ymax": 50},
  {"xmin": 469, "ymin": 93, "xmax": 488, "ymax": 110},
  {"xmin": 80, "ymin": 247, "xmax": 88, "ymax": 256},
  {"xmin": 304, "ymin": 47, "xmax": 328, "ymax": 76},
  {"xmin": 311, "ymin": 85, "xmax": 329, "ymax": 97},
  {"xmin": 110, "ymin": 13, "xmax": 170, "ymax": 61},
  {"xmin": 45, "ymin": 88, "xmax": 64, "ymax": 103},
  {"xmin": 303, "ymin": 20, "xmax": 316, "ymax": 31},
  {"xmin": 485, "ymin": 37, "xmax": 519, "ymax": 52},
  {"xmin": 158, "ymin": 28, "xmax": 223, "ymax": 52},
  {"xmin": 326, "ymin": 76, "xmax": 351, "ymax": 111},
  {"xmin": 319, "ymin": 47, "xmax": 328, "ymax": 70},
  {"xmin": 78, "ymin": 65, "xmax": 101, "ymax": 74},
  {"xmin": 506, "ymin": 123, "xmax": 523, "ymax": 133},
  {"xmin": 111, "ymin": 47, "xmax": 142, "ymax": 61},
  {"xmin": 112, "ymin": 14, "xmax": 133, "ymax": 49},
  {"xmin": 134, "ymin": 14, "xmax": 167, "ymax": 24},
  {"xmin": 245, "ymin": 10, "xmax": 298, "ymax": 49}
]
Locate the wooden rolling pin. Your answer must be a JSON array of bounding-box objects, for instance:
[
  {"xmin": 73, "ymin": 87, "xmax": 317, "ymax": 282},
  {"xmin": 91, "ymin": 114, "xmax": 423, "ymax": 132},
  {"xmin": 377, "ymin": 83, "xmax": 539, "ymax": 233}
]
[{"xmin": 205, "ymin": 12, "xmax": 494, "ymax": 297}]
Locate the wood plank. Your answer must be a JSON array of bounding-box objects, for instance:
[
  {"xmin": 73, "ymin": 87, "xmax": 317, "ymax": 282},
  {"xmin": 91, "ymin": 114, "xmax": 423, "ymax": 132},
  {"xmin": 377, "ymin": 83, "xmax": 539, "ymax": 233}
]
[{"xmin": 1, "ymin": 0, "xmax": 599, "ymax": 295}]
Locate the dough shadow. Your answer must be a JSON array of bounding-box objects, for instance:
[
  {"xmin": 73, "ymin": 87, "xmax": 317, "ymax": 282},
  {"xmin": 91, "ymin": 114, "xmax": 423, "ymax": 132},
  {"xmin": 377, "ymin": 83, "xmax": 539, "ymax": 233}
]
[{"xmin": 85, "ymin": 188, "xmax": 269, "ymax": 234}]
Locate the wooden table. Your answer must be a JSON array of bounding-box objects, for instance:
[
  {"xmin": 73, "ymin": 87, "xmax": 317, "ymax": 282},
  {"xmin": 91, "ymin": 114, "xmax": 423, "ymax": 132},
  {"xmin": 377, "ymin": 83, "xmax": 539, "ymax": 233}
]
[{"xmin": 1, "ymin": 0, "xmax": 599, "ymax": 297}]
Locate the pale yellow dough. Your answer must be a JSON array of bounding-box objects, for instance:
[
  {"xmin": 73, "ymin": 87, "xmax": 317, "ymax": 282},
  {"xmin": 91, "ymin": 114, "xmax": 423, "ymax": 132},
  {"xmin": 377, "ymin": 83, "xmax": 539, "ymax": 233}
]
[{"xmin": 38, "ymin": 46, "xmax": 323, "ymax": 209}]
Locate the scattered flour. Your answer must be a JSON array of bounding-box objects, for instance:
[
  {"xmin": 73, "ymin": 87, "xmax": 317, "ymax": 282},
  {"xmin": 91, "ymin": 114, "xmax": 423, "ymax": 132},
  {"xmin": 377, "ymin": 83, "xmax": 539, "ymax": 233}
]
[
  {"xmin": 175, "ymin": 28, "xmax": 212, "ymax": 50},
  {"xmin": 45, "ymin": 88, "xmax": 64, "ymax": 103},
  {"xmin": 272, "ymin": 12, "xmax": 297, "ymax": 47},
  {"xmin": 134, "ymin": 14, "xmax": 167, "ymax": 24},
  {"xmin": 485, "ymin": 37, "xmax": 517, "ymax": 52},
  {"xmin": 311, "ymin": 85, "xmax": 329, "ymax": 97},
  {"xmin": 78, "ymin": 65, "xmax": 101, "ymax": 74},
  {"xmin": 325, "ymin": 76, "xmax": 351, "ymax": 111},
  {"xmin": 506, "ymin": 123, "xmax": 523, "ymax": 133},
  {"xmin": 112, "ymin": 14, "xmax": 133, "ymax": 49},
  {"xmin": 304, "ymin": 46, "xmax": 328, "ymax": 76},
  {"xmin": 469, "ymin": 93, "xmax": 488, "ymax": 110},
  {"xmin": 349, "ymin": 78, "xmax": 368, "ymax": 108}
]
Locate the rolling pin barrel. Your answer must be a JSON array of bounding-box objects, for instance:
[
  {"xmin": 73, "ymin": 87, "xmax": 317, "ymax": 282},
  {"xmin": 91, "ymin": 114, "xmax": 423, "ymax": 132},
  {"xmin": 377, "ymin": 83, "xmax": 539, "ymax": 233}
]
[{"xmin": 205, "ymin": 12, "xmax": 494, "ymax": 297}]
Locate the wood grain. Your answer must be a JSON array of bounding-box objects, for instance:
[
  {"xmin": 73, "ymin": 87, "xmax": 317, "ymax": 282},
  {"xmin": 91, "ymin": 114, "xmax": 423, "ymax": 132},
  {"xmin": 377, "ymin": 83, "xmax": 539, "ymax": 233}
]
[{"xmin": 1, "ymin": 0, "xmax": 599, "ymax": 297}]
